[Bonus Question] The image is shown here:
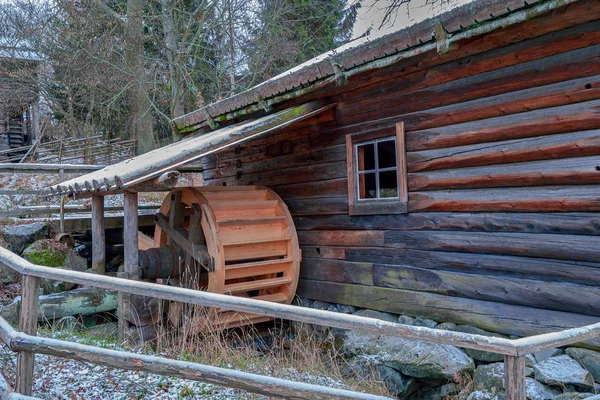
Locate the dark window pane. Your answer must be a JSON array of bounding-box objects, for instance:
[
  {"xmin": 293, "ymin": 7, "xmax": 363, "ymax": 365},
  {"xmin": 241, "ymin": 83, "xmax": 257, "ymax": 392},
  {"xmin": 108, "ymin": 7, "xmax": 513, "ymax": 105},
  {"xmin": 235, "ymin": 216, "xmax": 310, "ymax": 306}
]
[
  {"xmin": 379, "ymin": 170, "xmax": 398, "ymax": 198},
  {"xmin": 377, "ymin": 139, "xmax": 397, "ymax": 169},
  {"xmin": 356, "ymin": 143, "xmax": 375, "ymax": 171},
  {"xmin": 358, "ymin": 173, "xmax": 376, "ymax": 199}
]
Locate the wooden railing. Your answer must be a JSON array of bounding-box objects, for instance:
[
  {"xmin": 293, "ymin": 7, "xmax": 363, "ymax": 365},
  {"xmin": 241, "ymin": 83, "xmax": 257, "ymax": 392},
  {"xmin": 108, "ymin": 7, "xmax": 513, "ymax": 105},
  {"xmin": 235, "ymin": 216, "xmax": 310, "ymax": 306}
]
[{"xmin": 0, "ymin": 246, "xmax": 598, "ymax": 400}]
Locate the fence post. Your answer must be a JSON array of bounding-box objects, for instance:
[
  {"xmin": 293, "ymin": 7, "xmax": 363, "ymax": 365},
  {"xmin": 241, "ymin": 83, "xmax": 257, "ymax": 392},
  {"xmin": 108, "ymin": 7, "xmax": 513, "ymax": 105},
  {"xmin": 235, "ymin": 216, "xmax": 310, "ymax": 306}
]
[
  {"xmin": 119, "ymin": 191, "xmax": 139, "ymax": 341},
  {"xmin": 15, "ymin": 274, "xmax": 40, "ymax": 396},
  {"xmin": 91, "ymin": 196, "xmax": 106, "ymax": 274},
  {"xmin": 504, "ymin": 355, "xmax": 526, "ymax": 400}
]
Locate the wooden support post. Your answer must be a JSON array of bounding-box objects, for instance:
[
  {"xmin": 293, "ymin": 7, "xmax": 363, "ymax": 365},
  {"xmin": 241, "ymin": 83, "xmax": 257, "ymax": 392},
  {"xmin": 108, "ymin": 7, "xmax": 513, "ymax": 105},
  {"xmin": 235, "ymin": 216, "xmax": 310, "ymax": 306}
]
[
  {"xmin": 59, "ymin": 168, "xmax": 65, "ymax": 234},
  {"xmin": 91, "ymin": 196, "xmax": 106, "ymax": 274},
  {"xmin": 119, "ymin": 192, "xmax": 139, "ymax": 341},
  {"xmin": 15, "ymin": 274, "xmax": 40, "ymax": 396},
  {"xmin": 504, "ymin": 355, "xmax": 526, "ymax": 400}
]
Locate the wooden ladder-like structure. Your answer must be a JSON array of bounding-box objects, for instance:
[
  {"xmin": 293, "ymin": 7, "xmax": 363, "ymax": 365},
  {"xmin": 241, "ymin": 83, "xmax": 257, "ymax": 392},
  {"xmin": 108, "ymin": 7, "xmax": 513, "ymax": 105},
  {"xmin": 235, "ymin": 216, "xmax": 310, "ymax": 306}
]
[{"xmin": 153, "ymin": 186, "xmax": 301, "ymax": 328}]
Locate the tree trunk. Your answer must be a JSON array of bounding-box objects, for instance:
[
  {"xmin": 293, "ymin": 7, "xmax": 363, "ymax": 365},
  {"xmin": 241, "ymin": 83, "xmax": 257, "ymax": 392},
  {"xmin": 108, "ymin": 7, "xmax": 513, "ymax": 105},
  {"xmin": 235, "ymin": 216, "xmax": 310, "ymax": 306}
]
[
  {"xmin": 161, "ymin": 0, "xmax": 185, "ymax": 125},
  {"xmin": 125, "ymin": 0, "xmax": 155, "ymax": 154}
]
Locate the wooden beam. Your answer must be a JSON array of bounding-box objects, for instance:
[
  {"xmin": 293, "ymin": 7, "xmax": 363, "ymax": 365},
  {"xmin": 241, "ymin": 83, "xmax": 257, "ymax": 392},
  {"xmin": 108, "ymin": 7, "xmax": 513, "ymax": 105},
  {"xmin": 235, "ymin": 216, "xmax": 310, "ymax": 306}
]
[
  {"xmin": 123, "ymin": 192, "xmax": 140, "ymax": 279},
  {"xmin": 15, "ymin": 275, "xmax": 40, "ymax": 396},
  {"xmin": 91, "ymin": 196, "xmax": 106, "ymax": 274},
  {"xmin": 504, "ymin": 355, "xmax": 526, "ymax": 400},
  {"xmin": 155, "ymin": 213, "xmax": 213, "ymax": 272}
]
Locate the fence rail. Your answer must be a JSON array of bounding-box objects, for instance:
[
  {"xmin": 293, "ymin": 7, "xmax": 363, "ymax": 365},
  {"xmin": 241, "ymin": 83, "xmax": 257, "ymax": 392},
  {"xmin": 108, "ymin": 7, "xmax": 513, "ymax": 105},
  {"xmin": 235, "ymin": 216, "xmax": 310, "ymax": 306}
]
[{"xmin": 0, "ymin": 246, "xmax": 598, "ymax": 399}]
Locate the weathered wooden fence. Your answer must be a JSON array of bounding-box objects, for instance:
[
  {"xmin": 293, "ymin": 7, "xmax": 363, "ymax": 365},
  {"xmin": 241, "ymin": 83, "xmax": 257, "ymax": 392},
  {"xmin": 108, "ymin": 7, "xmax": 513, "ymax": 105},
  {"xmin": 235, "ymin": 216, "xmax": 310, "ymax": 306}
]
[{"xmin": 0, "ymin": 247, "xmax": 598, "ymax": 399}]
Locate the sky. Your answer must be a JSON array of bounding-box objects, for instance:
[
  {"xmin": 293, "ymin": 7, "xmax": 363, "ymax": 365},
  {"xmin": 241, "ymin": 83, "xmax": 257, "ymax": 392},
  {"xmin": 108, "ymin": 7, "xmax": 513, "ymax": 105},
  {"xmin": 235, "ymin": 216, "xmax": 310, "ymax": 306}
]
[{"xmin": 352, "ymin": 0, "xmax": 475, "ymax": 39}]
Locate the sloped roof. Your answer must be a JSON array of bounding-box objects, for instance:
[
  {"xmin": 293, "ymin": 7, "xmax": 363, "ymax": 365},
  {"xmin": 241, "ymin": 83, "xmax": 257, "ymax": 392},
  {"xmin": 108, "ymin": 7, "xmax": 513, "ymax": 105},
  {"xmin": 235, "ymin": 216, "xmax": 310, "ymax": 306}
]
[
  {"xmin": 173, "ymin": 0, "xmax": 575, "ymax": 133},
  {"xmin": 46, "ymin": 101, "xmax": 332, "ymax": 197}
]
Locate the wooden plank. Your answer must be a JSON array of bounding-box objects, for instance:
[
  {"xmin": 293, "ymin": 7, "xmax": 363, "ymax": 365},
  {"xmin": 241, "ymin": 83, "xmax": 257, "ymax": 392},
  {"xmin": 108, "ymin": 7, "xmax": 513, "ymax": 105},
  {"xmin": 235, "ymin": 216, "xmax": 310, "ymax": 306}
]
[
  {"xmin": 406, "ymin": 98, "xmax": 600, "ymax": 151},
  {"xmin": 225, "ymin": 260, "xmax": 290, "ymax": 280},
  {"xmin": 396, "ymin": 123, "xmax": 408, "ymax": 203},
  {"xmin": 15, "ymin": 275, "xmax": 40, "ymax": 396},
  {"xmin": 91, "ymin": 196, "xmax": 105, "ymax": 274},
  {"xmin": 47, "ymin": 213, "xmax": 156, "ymax": 232},
  {"xmin": 504, "ymin": 356, "xmax": 526, "ymax": 400},
  {"xmin": 300, "ymin": 258, "xmax": 373, "ymax": 286},
  {"xmin": 408, "ymin": 155, "xmax": 600, "ymax": 190},
  {"xmin": 409, "ymin": 185, "xmax": 600, "ymax": 212},
  {"xmin": 345, "ymin": 248, "xmax": 600, "ymax": 287},
  {"xmin": 297, "ymin": 230, "xmax": 384, "ymax": 247},
  {"xmin": 297, "ymin": 279, "xmax": 600, "ymax": 348},
  {"xmin": 123, "ymin": 192, "xmax": 140, "ymax": 278},
  {"xmin": 223, "ymin": 276, "xmax": 292, "ymax": 294},
  {"xmin": 223, "ymin": 240, "xmax": 288, "ymax": 263},
  {"xmin": 155, "ymin": 213, "xmax": 213, "ymax": 271},
  {"xmin": 383, "ymin": 230, "xmax": 600, "ymax": 263},
  {"xmin": 408, "ymin": 128, "xmax": 600, "ymax": 172},
  {"xmin": 372, "ymin": 264, "xmax": 600, "ymax": 316},
  {"xmin": 294, "ymin": 212, "xmax": 600, "ymax": 236},
  {"xmin": 301, "ymin": 247, "xmax": 347, "ymax": 260}
]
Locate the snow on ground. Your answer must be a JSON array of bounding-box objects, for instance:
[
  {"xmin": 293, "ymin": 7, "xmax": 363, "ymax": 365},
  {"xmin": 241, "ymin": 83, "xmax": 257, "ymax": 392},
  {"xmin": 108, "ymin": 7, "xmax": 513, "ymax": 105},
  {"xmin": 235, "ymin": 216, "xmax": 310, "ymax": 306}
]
[{"xmin": 0, "ymin": 331, "xmax": 353, "ymax": 400}]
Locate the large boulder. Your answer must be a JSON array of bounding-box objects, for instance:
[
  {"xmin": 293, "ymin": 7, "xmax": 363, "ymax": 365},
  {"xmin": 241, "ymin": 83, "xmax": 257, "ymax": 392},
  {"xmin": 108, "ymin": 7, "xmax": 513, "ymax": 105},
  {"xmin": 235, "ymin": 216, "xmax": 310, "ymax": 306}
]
[
  {"xmin": 0, "ymin": 222, "xmax": 49, "ymax": 254},
  {"xmin": 339, "ymin": 330, "xmax": 474, "ymax": 381},
  {"xmin": 473, "ymin": 363, "xmax": 506, "ymax": 396},
  {"xmin": 22, "ymin": 240, "xmax": 87, "ymax": 294},
  {"xmin": 525, "ymin": 378, "xmax": 561, "ymax": 400},
  {"xmin": 533, "ymin": 355, "xmax": 594, "ymax": 389},
  {"xmin": 0, "ymin": 222, "xmax": 49, "ymax": 283},
  {"xmin": 566, "ymin": 348, "xmax": 600, "ymax": 383}
]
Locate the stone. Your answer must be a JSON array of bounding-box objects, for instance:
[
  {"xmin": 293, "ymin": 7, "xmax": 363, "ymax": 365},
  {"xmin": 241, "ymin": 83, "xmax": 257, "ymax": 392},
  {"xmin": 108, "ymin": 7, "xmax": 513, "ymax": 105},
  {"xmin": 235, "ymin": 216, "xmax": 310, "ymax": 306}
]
[
  {"xmin": 0, "ymin": 222, "xmax": 49, "ymax": 254},
  {"xmin": 525, "ymin": 378, "xmax": 561, "ymax": 400},
  {"xmin": 534, "ymin": 348, "xmax": 563, "ymax": 363},
  {"xmin": 336, "ymin": 304, "xmax": 357, "ymax": 314},
  {"xmin": 413, "ymin": 317, "xmax": 438, "ymax": 328},
  {"xmin": 554, "ymin": 393, "xmax": 597, "ymax": 399},
  {"xmin": 339, "ymin": 330, "xmax": 474, "ymax": 381},
  {"xmin": 327, "ymin": 303, "xmax": 339, "ymax": 313},
  {"xmin": 454, "ymin": 325, "xmax": 508, "ymax": 362},
  {"xmin": 473, "ymin": 363, "xmax": 506, "ymax": 396},
  {"xmin": 420, "ymin": 383, "xmax": 460, "ymax": 400},
  {"xmin": 473, "ymin": 363, "xmax": 535, "ymax": 396},
  {"xmin": 353, "ymin": 309, "xmax": 397, "ymax": 323},
  {"xmin": 436, "ymin": 322, "xmax": 458, "ymax": 331},
  {"xmin": 467, "ymin": 391, "xmax": 493, "ymax": 400},
  {"xmin": 534, "ymin": 355, "xmax": 594, "ymax": 389},
  {"xmin": 525, "ymin": 354, "xmax": 537, "ymax": 368},
  {"xmin": 398, "ymin": 315, "xmax": 416, "ymax": 325},
  {"xmin": 566, "ymin": 348, "xmax": 600, "ymax": 383},
  {"xmin": 311, "ymin": 300, "xmax": 331, "ymax": 310},
  {"xmin": 377, "ymin": 365, "xmax": 414, "ymax": 397}
]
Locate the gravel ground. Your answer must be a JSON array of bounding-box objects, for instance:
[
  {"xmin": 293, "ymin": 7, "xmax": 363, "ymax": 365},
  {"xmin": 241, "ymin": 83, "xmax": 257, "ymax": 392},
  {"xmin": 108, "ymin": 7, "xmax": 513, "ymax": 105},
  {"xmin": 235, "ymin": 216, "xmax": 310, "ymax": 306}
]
[{"xmin": 0, "ymin": 331, "xmax": 354, "ymax": 400}]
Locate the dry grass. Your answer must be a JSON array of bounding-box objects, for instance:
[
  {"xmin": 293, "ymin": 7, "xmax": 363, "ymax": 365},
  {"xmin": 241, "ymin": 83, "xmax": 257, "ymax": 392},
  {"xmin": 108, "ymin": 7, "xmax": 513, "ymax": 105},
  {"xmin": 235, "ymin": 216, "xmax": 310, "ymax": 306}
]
[{"xmin": 145, "ymin": 303, "xmax": 388, "ymax": 397}]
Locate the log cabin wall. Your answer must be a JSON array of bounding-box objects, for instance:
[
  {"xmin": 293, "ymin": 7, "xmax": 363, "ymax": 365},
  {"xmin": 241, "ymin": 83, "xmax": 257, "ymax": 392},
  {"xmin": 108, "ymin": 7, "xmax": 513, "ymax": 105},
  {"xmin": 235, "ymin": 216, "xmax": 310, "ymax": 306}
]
[{"xmin": 201, "ymin": 1, "xmax": 600, "ymax": 339}]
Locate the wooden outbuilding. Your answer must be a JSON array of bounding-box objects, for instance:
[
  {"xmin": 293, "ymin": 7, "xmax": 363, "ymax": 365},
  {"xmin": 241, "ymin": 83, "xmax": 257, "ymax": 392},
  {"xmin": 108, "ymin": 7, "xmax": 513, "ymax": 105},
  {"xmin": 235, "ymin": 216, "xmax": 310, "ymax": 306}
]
[
  {"xmin": 0, "ymin": 44, "xmax": 40, "ymax": 152},
  {"xmin": 51, "ymin": 0, "xmax": 600, "ymax": 341}
]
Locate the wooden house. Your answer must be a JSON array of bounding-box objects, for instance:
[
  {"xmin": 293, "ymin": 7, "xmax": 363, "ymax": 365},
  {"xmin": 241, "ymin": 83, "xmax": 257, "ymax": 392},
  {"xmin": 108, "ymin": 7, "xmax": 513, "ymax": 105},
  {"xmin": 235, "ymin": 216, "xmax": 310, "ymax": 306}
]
[
  {"xmin": 0, "ymin": 44, "xmax": 40, "ymax": 151},
  {"xmin": 52, "ymin": 0, "xmax": 600, "ymax": 341}
]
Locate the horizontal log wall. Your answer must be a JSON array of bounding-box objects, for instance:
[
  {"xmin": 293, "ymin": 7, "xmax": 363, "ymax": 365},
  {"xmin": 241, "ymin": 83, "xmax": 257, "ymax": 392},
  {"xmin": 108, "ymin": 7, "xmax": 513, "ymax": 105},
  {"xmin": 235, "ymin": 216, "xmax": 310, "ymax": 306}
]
[{"xmin": 203, "ymin": 2, "xmax": 600, "ymax": 339}]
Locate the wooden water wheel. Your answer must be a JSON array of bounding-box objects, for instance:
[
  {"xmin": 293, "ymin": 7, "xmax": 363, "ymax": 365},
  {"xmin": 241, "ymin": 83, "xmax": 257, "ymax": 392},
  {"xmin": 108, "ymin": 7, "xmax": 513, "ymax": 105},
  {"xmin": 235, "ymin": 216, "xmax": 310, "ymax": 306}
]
[{"xmin": 152, "ymin": 186, "xmax": 301, "ymax": 328}]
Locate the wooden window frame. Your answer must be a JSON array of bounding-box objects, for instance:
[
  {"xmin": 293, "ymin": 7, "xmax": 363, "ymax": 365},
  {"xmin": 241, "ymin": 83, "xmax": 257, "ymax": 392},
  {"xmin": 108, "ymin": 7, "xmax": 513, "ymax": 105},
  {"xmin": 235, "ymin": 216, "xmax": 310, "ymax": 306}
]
[{"xmin": 346, "ymin": 122, "xmax": 408, "ymax": 215}]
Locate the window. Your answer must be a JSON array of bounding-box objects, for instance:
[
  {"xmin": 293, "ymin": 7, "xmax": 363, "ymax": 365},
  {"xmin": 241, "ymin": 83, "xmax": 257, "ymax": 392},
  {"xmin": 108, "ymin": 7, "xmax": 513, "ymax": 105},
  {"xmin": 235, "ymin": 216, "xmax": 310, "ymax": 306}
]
[{"xmin": 346, "ymin": 123, "xmax": 408, "ymax": 215}]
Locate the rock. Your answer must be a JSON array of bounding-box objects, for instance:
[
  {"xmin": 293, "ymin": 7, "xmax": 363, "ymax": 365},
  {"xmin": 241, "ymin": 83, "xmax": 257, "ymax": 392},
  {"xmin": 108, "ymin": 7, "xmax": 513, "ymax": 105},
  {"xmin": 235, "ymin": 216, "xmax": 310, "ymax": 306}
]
[
  {"xmin": 398, "ymin": 315, "xmax": 416, "ymax": 325},
  {"xmin": 525, "ymin": 378, "xmax": 561, "ymax": 400},
  {"xmin": 454, "ymin": 325, "xmax": 508, "ymax": 362},
  {"xmin": 0, "ymin": 222, "xmax": 49, "ymax": 283},
  {"xmin": 554, "ymin": 393, "xmax": 597, "ymax": 399},
  {"xmin": 534, "ymin": 348, "xmax": 563, "ymax": 363},
  {"xmin": 63, "ymin": 252, "xmax": 88, "ymax": 272},
  {"xmin": 467, "ymin": 391, "xmax": 493, "ymax": 400},
  {"xmin": 566, "ymin": 348, "xmax": 600, "ymax": 383},
  {"xmin": 436, "ymin": 322, "xmax": 457, "ymax": 331},
  {"xmin": 525, "ymin": 354, "xmax": 537, "ymax": 367},
  {"xmin": 473, "ymin": 363, "xmax": 535, "ymax": 396},
  {"xmin": 327, "ymin": 303, "xmax": 339, "ymax": 313},
  {"xmin": 377, "ymin": 365, "xmax": 416, "ymax": 397},
  {"xmin": 297, "ymin": 297, "xmax": 313, "ymax": 308},
  {"xmin": 473, "ymin": 363, "xmax": 506, "ymax": 396},
  {"xmin": 353, "ymin": 309, "xmax": 397, "ymax": 322},
  {"xmin": 413, "ymin": 317, "xmax": 438, "ymax": 328},
  {"xmin": 336, "ymin": 304, "xmax": 357, "ymax": 314},
  {"xmin": 311, "ymin": 300, "xmax": 331, "ymax": 310},
  {"xmin": 0, "ymin": 222, "xmax": 48, "ymax": 254},
  {"xmin": 340, "ymin": 330, "xmax": 474, "ymax": 381},
  {"xmin": 420, "ymin": 382, "xmax": 460, "ymax": 400},
  {"xmin": 533, "ymin": 355, "xmax": 594, "ymax": 389}
]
